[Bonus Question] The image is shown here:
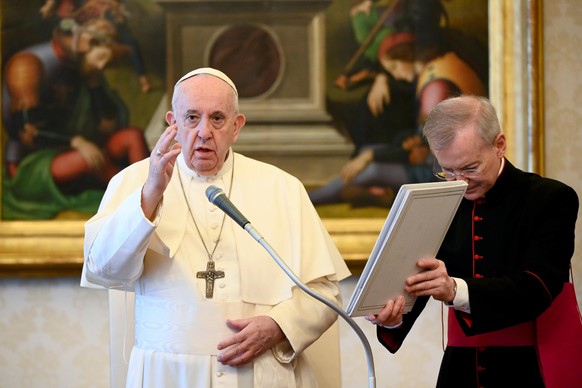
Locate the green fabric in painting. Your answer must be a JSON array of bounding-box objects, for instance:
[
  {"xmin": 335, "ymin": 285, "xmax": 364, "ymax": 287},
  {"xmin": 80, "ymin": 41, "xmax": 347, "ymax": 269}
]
[
  {"xmin": 2, "ymin": 149, "xmax": 103, "ymax": 220},
  {"xmin": 351, "ymin": 7, "xmax": 394, "ymax": 63}
]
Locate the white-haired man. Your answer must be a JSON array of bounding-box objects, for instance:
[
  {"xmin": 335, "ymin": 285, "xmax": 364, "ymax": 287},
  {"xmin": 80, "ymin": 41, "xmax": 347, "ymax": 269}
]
[{"xmin": 81, "ymin": 67, "xmax": 350, "ymax": 387}]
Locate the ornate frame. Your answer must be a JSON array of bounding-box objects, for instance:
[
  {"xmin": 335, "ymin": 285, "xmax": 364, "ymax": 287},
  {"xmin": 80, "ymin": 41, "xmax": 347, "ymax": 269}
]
[{"xmin": 0, "ymin": 0, "xmax": 544, "ymax": 276}]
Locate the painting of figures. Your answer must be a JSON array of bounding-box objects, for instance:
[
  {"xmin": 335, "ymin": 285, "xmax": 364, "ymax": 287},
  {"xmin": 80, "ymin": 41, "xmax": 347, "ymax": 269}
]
[
  {"xmin": 1, "ymin": 0, "xmax": 164, "ymax": 220},
  {"xmin": 315, "ymin": 0, "xmax": 488, "ymax": 215},
  {"xmin": 1, "ymin": 0, "xmax": 487, "ymax": 221}
]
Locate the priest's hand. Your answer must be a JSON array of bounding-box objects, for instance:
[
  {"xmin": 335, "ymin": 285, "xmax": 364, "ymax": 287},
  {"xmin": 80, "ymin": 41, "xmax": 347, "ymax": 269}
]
[
  {"xmin": 365, "ymin": 295, "xmax": 406, "ymax": 327},
  {"xmin": 141, "ymin": 124, "xmax": 181, "ymax": 220},
  {"xmin": 216, "ymin": 316, "xmax": 285, "ymax": 367},
  {"xmin": 405, "ymin": 258, "xmax": 456, "ymax": 303}
]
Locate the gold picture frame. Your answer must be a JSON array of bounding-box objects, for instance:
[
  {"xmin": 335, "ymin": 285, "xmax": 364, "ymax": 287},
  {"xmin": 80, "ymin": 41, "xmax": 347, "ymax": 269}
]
[{"xmin": 0, "ymin": 0, "xmax": 544, "ymax": 277}]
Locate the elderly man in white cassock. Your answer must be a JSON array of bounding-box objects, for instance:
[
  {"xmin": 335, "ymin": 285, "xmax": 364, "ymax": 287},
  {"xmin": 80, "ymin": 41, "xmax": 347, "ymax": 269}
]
[{"xmin": 81, "ymin": 67, "xmax": 351, "ymax": 387}]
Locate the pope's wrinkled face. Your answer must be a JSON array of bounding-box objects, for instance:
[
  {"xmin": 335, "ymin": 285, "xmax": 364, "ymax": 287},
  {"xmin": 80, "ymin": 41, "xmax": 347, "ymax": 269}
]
[
  {"xmin": 168, "ymin": 75, "xmax": 245, "ymax": 176},
  {"xmin": 433, "ymin": 125, "xmax": 505, "ymax": 201}
]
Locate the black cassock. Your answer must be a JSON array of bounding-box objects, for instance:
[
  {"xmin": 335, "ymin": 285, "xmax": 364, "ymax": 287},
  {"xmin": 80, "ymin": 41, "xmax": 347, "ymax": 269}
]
[{"xmin": 377, "ymin": 159, "xmax": 579, "ymax": 387}]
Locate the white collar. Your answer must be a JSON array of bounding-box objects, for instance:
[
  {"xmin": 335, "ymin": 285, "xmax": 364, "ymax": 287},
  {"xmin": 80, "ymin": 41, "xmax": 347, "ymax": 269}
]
[{"xmin": 497, "ymin": 157, "xmax": 505, "ymax": 177}]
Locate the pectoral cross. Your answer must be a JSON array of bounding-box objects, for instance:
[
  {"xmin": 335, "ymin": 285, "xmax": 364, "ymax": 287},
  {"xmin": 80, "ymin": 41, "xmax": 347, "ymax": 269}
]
[{"xmin": 197, "ymin": 261, "xmax": 225, "ymax": 298}]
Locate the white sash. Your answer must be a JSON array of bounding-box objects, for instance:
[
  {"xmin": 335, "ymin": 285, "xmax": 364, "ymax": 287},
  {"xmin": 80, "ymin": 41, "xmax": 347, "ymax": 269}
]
[{"xmin": 134, "ymin": 294, "xmax": 254, "ymax": 355}]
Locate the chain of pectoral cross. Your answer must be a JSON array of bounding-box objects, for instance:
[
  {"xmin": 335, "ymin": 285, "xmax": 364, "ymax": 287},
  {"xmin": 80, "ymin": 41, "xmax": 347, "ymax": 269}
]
[{"xmin": 177, "ymin": 155, "xmax": 235, "ymax": 298}]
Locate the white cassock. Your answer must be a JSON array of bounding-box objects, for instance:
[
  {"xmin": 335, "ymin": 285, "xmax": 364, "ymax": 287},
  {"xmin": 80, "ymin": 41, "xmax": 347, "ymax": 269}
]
[{"xmin": 81, "ymin": 150, "xmax": 351, "ymax": 388}]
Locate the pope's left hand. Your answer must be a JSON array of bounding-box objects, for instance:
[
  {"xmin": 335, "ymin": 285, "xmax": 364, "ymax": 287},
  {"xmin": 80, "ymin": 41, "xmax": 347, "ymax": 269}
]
[{"xmin": 217, "ymin": 316, "xmax": 285, "ymax": 367}]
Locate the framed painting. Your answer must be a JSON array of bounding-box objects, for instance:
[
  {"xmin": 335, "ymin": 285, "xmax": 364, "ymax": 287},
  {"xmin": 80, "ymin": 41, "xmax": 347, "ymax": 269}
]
[{"xmin": 0, "ymin": 0, "xmax": 544, "ymax": 276}]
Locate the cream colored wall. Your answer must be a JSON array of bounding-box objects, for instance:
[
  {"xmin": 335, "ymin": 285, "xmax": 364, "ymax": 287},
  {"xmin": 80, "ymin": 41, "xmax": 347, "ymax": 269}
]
[
  {"xmin": 543, "ymin": 1, "xmax": 582, "ymax": 311},
  {"xmin": 338, "ymin": 278, "xmax": 443, "ymax": 387},
  {"xmin": 0, "ymin": 279, "xmax": 110, "ymax": 388},
  {"xmin": 1, "ymin": 1, "xmax": 581, "ymax": 386}
]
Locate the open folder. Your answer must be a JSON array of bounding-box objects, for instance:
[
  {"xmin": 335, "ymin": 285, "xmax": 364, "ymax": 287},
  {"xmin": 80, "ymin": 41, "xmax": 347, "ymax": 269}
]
[{"xmin": 346, "ymin": 180, "xmax": 468, "ymax": 317}]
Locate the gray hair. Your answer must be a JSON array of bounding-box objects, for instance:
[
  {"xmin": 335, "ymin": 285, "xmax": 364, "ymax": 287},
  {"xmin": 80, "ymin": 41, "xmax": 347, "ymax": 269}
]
[{"xmin": 423, "ymin": 95, "xmax": 501, "ymax": 151}]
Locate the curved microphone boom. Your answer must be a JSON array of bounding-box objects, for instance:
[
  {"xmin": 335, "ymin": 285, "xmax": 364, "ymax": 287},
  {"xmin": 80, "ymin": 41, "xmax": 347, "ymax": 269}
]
[{"xmin": 205, "ymin": 185, "xmax": 377, "ymax": 388}]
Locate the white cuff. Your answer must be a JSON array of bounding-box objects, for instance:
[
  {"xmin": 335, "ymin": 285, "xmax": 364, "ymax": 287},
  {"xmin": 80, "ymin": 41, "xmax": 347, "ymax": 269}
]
[
  {"xmin": 379, "ymin": 321, "xmax": 403, "ymax": 329},
  {"xmin": 449, "ymin": 277, "xmax": 471, "ymax": 314}
]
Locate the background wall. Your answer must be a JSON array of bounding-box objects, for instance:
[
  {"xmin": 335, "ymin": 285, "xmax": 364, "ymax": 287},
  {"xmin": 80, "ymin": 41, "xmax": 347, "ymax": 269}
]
[{"xmin": 1, "ymin": 0, "xmax": 581, "ymax": 386}]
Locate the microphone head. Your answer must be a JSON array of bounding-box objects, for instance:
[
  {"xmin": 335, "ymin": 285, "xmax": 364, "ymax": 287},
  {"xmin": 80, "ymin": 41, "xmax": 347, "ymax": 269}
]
[
  {"xmin": 206, "ymin": 185, "xmax": 224, "ymax": 203},
  {"xmin": 205, "ymin": 184, "xmax": 250, "ymax": 228}
]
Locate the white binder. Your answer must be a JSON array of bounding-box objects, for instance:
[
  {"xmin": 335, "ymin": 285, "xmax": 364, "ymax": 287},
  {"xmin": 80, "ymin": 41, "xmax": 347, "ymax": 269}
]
[{"xmin": 346, "ymin": 180, "xmax": 467, "ymax": 317}]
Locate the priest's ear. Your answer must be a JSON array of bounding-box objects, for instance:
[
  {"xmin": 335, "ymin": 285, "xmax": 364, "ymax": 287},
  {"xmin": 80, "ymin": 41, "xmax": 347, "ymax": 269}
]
[{"xmin": 494, "ymin": 132, "xmax": 506, "ymax": 159}]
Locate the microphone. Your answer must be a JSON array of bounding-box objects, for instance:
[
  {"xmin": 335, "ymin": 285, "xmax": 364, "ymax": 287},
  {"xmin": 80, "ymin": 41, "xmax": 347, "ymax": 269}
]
[
  {"xmin": 205, "ymin": 185, "xmax": 376, "ymax": 388},
  {"xmin": 205, "ymin": 186, "xmax": 250, "ymax": 228}
]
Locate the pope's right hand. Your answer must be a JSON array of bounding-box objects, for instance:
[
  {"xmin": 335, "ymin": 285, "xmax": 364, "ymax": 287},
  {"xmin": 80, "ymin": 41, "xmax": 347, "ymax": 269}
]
[{"xmin": 141, "ymin": 124, "xmax": 181, "ymax": 219}]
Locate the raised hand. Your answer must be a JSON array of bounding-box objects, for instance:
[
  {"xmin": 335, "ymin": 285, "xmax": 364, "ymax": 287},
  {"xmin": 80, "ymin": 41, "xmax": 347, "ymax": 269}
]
[{"xmin": 141, "ymin": 124, "xmax": 182, "ymax": 219}]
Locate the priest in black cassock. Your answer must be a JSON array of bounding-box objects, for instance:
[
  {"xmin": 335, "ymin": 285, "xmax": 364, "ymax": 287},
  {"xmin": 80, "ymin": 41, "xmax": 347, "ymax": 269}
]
[{"xmin": 367, "ymin": 95, "xmax": 579, "ymax": 387}]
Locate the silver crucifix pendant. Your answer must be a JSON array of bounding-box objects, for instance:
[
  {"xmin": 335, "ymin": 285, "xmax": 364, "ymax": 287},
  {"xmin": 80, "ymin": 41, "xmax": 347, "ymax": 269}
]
[{"xmin": 196, "ymin": 261, "xmax": 225, "ymax": 298}]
